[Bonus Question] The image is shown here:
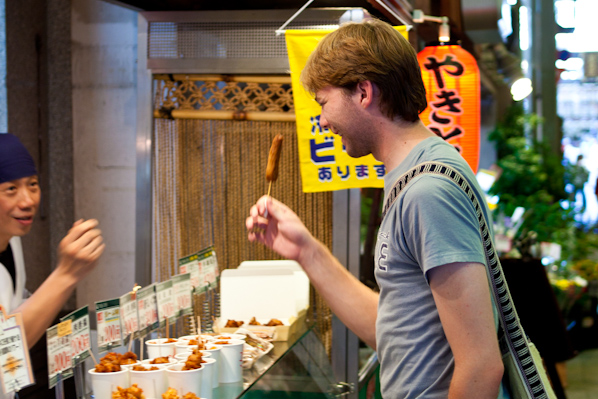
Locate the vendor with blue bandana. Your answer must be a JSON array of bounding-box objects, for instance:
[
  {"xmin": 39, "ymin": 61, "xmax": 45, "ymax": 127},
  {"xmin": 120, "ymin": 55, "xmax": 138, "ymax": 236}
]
[{"xmin": 0, "ymin": 132, "xmax": 105, "ymax": 348}]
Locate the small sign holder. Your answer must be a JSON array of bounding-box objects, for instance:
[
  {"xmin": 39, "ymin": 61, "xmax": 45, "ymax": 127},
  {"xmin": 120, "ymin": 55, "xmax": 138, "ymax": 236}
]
[
  {"xmin": 72, "ymin": 355, "xmax": 87, "ymax": 399},
  {"xmin": 54, "ymin": 372, "xmax": 64, "ymax": 399},
  {"xmin": 0, "ymin": 306, "xmax": 34, "ymax": 396}
]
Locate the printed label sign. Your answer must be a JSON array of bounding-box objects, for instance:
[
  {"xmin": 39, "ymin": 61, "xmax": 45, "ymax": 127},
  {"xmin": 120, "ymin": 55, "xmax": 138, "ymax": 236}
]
[
  {"xmin": 46, "ymin": 324, "xmax": 73, "ymax": 389},
  {"xmin": 156, "ymin": 280, "xmax": 176, "ymax": 325},
  {"xmin": 120, "ymin": 292, "xmax": 140, "ymax": 342},
  {"xmin": 0, "ymin": 325, "xmax": 34, "ymax": 393},
  {"xmin": 136, "ymin": 284, "xmax": 159, "ymax": 336},
  {"xmin": 95, "ymin": 299, "xmax": 123, "ymax": 352},
  {"xmin": 60, "ymin": 306, "xmax": 91, "ymax": 366},
  {"xmin": 197, "ymin": 246, "xmax": 219, "ymax": 287},
  {"xmin": 172, "ymin": 273, "xmax": 193, "ymax": 316},
  {"xmin": 179, "ymin": 253, "xmax": 201, "ymax": 289}
]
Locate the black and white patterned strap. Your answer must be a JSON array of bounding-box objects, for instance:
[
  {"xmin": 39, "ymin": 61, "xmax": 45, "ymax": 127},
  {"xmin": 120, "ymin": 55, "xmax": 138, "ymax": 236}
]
[{"xmin": 381, "ymin": 161, "xmax": 550, "ymax": 399}]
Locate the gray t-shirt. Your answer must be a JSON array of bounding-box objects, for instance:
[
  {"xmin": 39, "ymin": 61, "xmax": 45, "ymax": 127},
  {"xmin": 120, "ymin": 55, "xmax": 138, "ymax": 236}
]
[{"xmin": 374, "ymin": 137, "xmax": 505, "ymax": 398}]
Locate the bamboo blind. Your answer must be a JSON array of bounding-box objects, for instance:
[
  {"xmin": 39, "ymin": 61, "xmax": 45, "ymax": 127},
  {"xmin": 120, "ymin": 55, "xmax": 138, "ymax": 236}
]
[{"xmin": 152, "ymin": 75, "xmax": 333, "ymax": 353}]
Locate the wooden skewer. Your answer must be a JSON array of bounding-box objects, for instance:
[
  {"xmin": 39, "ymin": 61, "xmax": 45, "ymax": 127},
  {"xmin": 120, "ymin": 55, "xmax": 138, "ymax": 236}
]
[
  {"xmin": 89, "ymin": 350, "xmax": 98, "ymax": 366},
  {"xmin": 127, "ymin": 333, "xmax": 133, "ymax": 352}
]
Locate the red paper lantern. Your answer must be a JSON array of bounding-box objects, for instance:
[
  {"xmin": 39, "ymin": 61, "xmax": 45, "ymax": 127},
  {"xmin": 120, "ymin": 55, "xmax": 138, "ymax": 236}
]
[{"xmin": 418, "ymin": 45, "xmax": 480, "ymax": 173}]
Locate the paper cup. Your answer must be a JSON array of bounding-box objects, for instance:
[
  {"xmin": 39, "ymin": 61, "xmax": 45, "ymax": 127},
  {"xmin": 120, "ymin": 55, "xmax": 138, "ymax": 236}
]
[
  {"xmin": 165, "ymin": 363, "xmax": 203, "ymax": 396},
  {"xmin": 141, "ymin": 357, "xmax": 178, "ymax": 367},
  {"xmin": 88, "ymin": 368, "xmax": 129, "ymax": 399},
  {"xmin": 129, "ymin": 364, "xmax": 168, "ymax": 399},
  {"xmin": 178, "ymin": 334, "xmax": 215, "ymax": 342},
  {"xmin": 146, "ymin": 338, "xmax": 177, "ymax": 358},
  {"xmin": 119, "ymin": 360, "xmax": 141, "ymax": 370},
  {"xmin": 199, "ymin": 358, "xmax": 216, "ymax": 399},
  {"xmin": 201, "ymin": 345, "xmax": 221, "ymax": 387},
  {"xmin": 216, "ymin": 339, "xmax": 244, "ymax": 383},
  {"xmin": 175, "ymin": 341, "xmax": 211, "ymax": 355},
  {"xmin": 174, "ymin": 351, "xmax": 212, "ymax": 362}
]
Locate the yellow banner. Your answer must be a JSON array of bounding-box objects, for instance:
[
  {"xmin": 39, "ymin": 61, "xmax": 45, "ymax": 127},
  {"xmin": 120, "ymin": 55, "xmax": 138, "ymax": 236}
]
[{"xmin": 285, "ymin": 27, "xmax": 408, "ymax": 193}]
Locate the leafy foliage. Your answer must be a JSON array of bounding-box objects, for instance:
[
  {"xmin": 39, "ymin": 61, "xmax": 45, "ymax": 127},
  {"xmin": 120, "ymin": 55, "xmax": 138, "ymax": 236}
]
[{"xmin": 488, "ymin": 104, "xmax": 573, "ymax": 244}]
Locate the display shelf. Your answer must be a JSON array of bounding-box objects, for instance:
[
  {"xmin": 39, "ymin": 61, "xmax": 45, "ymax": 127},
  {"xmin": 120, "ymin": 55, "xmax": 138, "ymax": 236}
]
[
  {"xmin": 213, "ymin": 323, "xmax": 339, "ymax": 399},
  {"xmin": 87, "ymin": 324, "xmax": 341, "ymax": 398}
]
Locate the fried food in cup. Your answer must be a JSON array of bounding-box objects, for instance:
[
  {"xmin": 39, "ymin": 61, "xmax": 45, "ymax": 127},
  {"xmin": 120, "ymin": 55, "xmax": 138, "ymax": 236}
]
[{"xmin": 112, "ymin": 383, "xmax": 145, "ymax": 399}]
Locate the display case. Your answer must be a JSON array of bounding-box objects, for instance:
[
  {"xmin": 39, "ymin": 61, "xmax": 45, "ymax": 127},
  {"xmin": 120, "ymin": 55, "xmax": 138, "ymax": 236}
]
[{"xmin": 212, "ymin": 324, "xmax": 349, "ymax": 399}]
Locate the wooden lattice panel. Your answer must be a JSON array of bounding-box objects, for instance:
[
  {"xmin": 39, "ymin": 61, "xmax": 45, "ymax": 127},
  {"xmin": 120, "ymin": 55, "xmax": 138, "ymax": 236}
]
[{"xmin": 154, "ymin": 75, "xmax": 294, "ymax": 115}]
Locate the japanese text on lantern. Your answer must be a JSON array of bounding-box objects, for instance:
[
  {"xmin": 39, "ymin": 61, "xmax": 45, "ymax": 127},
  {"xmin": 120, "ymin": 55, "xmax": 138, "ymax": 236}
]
[{"xmin": 418, "ymin": 45, "xmax": 480, "ymax": 173}]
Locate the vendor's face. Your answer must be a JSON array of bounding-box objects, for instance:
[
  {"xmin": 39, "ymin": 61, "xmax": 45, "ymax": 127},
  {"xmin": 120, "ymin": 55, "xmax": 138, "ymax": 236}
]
[{"xmin": 0, "ymin": 176, "xmax": 41, "ymax": 244}]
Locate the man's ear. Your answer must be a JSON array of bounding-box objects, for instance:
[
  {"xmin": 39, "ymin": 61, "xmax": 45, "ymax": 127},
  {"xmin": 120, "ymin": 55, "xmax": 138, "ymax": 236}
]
[{"xmin": 356, "ymin": 80, "xmax": 376, "ymax": 108}]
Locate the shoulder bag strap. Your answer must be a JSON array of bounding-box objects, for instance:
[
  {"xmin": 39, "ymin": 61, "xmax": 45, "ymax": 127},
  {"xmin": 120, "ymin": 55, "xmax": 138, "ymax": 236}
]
[{"xmin": 381, "ymin": 161, "xmax": 550, "ymax": 399}]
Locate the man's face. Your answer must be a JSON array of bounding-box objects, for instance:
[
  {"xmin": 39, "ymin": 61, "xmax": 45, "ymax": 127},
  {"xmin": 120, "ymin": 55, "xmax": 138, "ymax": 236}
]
[
  {"xmin": 315, "ymin": 85, "xmax": 375, "ymax": 159},
  {"xmin": 0, "ymin": 176, "xmax": 41, "ymax": 244}
]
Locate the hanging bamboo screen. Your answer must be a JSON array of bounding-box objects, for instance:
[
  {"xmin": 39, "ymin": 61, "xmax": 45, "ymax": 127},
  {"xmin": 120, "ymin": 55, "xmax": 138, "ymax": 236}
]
[{"xmin": 152, "ymin": 75, "xmax": 333, "ymax": 351}]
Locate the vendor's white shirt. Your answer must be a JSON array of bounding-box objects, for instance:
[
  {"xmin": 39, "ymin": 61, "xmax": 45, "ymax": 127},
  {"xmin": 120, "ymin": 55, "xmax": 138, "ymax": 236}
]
[
  {"xmin": 0, "ymin": 236, "xmax": 26, "ymax": 399},
  {"xmin": 0, "ymin": 236, "xmax": 26, "ymax": 313}
]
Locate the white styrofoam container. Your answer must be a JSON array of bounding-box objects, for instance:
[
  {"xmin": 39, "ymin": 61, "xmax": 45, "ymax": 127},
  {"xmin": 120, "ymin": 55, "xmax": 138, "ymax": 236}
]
[{"xmin": 236, "ymin": 260, "xmax": 309, "ymax": 312}]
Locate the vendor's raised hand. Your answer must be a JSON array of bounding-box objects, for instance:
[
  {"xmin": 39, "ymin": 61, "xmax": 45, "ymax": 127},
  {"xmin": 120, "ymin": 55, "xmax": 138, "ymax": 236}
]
[
  {"xmin": 57, "ymin": 218, "xmax": 105, "ymax": 281},
  {"xmin": 246, "ymin": 196, "xmax": 315, "ymax": 263}
]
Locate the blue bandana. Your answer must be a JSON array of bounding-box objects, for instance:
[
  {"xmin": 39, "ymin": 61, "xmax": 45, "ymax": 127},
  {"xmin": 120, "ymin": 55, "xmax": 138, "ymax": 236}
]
[{"xmin": 0, "ymin": 133, "xmax": 38, "ymax": 183}]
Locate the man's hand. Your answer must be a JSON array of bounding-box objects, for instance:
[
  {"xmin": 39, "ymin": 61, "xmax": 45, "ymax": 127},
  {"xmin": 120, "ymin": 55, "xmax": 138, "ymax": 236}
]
[
  {"xmin": 56, "ymin": 219, "xmax": 105, "ymax": 282},
  {"xmin": 16, "ymin": 218, "xmax": 105, "ymax": 347},
  {"xmin": 246, "ymin": 196, "xmax": 315, "ymax": 263}
]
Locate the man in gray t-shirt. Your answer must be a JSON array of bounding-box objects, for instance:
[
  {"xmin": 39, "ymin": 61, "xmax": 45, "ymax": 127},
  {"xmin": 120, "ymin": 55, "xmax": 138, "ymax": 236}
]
[
  {"xmin": 247, "ymin": 19, "xmax": 505, "ymax": 398},
  {"xmin": 375, "ymin": 137, "xmax": 507, "ymax": 398}
]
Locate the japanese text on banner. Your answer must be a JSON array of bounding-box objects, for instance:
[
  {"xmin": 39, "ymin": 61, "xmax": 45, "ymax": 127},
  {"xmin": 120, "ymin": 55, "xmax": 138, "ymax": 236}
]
[{"xmin": 285, "ymin": 27, "xmax": 408, "ymax": 193}]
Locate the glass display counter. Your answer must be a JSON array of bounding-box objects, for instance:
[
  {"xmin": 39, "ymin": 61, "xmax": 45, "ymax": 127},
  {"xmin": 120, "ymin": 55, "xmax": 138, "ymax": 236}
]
[
  {"xmin": 86, "ymin": 324, "xmax": 350, "ymax": 399},
  {"xmin": 214, "ymin": 324, "xmax": 345, "ymax": 399}
]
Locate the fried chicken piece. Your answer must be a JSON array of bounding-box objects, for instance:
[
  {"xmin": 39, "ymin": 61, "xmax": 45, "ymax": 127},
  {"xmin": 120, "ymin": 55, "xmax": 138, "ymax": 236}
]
[
  {"xmin": 120, "ymin": 351, "xmax": 138, "ymax": 364},
  {"xmin": 150, "ymin": 356, "xmax": 170, "ymax": 364},
  {"xmin": 112, "ymin": 384, "xmax": 145, "ymax": 399},
  {"xmin": 161, "ymin": 388, "xmax": 199, "ymax": 399},
  {"xmin": 100, "ymin": 352, "xmax": 121, "ymax": 366},
  {"xmin": 224, "ymin": 319, "xmax": 244, "ymax": 328},
  {"xmin": 131, "ymin": 365, "xmax": 159, "ymax": 371},
  {"xmin": 95, "ymin": 361, "xmax": 121, "ymax": 372},
  {"xmin": 182, "ymin": 353, "xmax": 205, "ymax": 370},
  {"xmin": 265, "ymin": 318, "xmax": 284, "ymax": 326},
  {"xmin": 248, "ymin": 317, "xmax": 261, "ymax": 326},
  {"xmin": 162, "ymin": 388, "xmax": 179, "ymax": 399}
]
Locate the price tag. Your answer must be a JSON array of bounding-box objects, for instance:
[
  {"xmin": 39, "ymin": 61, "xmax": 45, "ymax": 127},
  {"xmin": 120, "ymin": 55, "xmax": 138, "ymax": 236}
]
[
  {"xmin": 0, "ymin": 325, "xmax": 34, "ymax": 394},
  {"xmin": 120, "ymin": 292, "xmax": 140, "ymax": 342},
  {"xmin": 57, "ymin": 320, "xmax": 72, "ymax": 337},
  {"xmin": 46, "ymin": 324, "xmax": 73, "ymax": 389},
  {"xmin": 95, "ymin": 299, "xmax": 123, "ymax": 352},
  {"xmin": 136, "ymin": 284, "xmax": 158, "ymax": 336},
  {"xmin": 156, "ymin": 280, "xmax": 176, "ymax": 325},
  {"xmin": 60, "ymin": 306, "xmax": 91, "ymax": 366},
  {"xmin": 179, "ymin": 254, "xmax": 201, "ymax": 288},
  {"xmin": 172, "ymin": 273, "xmax": 193, "ymax": 316},
  {"xmin": 197, "ymin": 246, "xmax": 219, "ymax": 286}
]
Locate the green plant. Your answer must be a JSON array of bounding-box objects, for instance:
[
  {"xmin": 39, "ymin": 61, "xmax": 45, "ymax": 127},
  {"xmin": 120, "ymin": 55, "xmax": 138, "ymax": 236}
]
[{"xmin": 488, "ymin": 104, "xmax": 574, "ymax": 245}]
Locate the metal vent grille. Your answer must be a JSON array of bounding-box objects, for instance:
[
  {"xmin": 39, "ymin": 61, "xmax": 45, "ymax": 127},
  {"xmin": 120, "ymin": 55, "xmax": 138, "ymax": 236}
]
[{"xmin": 148, "ymin": 20, "xmax": 339, "ymax": 60}]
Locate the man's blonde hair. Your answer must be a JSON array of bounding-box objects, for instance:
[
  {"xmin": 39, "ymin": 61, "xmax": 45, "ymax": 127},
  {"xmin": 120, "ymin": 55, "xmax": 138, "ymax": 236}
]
[{"xmin": 301, "ymin": 19, "xmax": 427, "ymax": 122}]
